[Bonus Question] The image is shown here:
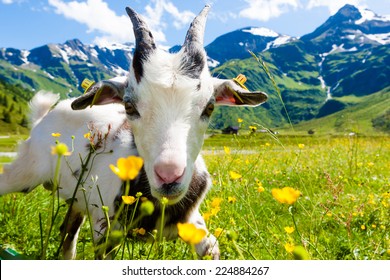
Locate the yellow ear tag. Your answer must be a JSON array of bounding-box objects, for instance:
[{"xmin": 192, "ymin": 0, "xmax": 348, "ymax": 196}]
[
  {"xmin": 233, "ymin": 74, "xmax": 248, "ymax": 90},
  {"xmin": 90, "ymin": 87, "xmax": 103, "ymax": 108},
  {"xmin": 80, "ymin": 78, "xmax": 101, "ymax": 108},
  {"xmin": 81, "ymin": 78, "xmax": 95, "ymax": 93}
]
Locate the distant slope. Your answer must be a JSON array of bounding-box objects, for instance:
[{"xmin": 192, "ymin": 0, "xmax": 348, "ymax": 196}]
[
  {"xmin": 0, "ymin": 79, "xmax": 33, "ymax": 134},
  {"xmin": 285, "ymin": 87, "xmax": 390, "ymax": 135}
]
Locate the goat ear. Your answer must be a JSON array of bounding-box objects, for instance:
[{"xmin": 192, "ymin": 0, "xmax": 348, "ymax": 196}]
[
  {"xmin": 71, "ymin": 77, "xmax": 127, "ymax": 110},
  {"xmin": 213, "ymin": 77, "xmax": 268, "ymax": 107}
]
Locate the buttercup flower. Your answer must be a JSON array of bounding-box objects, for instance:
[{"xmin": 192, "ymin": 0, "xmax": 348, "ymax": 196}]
[
  {"xmin": 122, "ymin": 195, "xmax": 136, "ymax": 205},
  {"xmin": 224, "ymin": 146, "xmax": 231, "ymax": 155},
  {"xmin": 202, "ymin": 212, "xmax": 211, "ymax": 221},
  {"xmin": 284, "ymin": 242, "xmax": 295, "ymax": 253},
  {"xmin": 237, "ymin": 118, "xmax": 243, "ymax": 123},
  {"xmin": 271, "ymin": 187, "xmax": 301, "ymax": 205},
  {"xmin": 298, "ymin": 144, "xmax": 305, "ymax": 149},
  {"xmin": 110, "ymin": 156, "xmax": 143, "ymax": 181},
  {"xmin": 177, "ymin": 223, "xmax": 206, "ymax": 245},
  {"xmin": 214, "ymin": 228, "xmax": 223, "ymax": 238},
  {"xmin": 211, "ymin": 198, "xmax": 223, "ymax": 208},
  {"xmin": 284, "ymin": 226, "xmax": 295, "ymax": 234},
  {"xmin": 229, "ymin": 171, "xmax": 242, "ymax": 180},
  {"xmin": 228, "ymin": 196, "xmax": 237, "ymax": 203},
  {"xmin": 83, "ymin": 132, "xmax": 92, "ymax": 139},
  {"xmin": 256, "ymin": 179, "xmax": 265, "ymax": 192},
  {"xmin": 51, "ymin": 132, "xmax": 61, "ymax": 138},
  {"xmin": 51, "ymin": 142, "xmax": 72, "ymax": 156}
]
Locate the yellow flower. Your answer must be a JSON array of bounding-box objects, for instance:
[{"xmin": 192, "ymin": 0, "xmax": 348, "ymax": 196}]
[
  {"xmin": 210, "ymin": 207, "xmax": 220, "ymax": 216},
  {"xmin": 298, "ymin": 143, "xmax": 305, "ymax": 149},
  {"xmin": 271, "ymin": 187, "xmax": 301, "ymax": 205},
  {"xmin": 228, "ymin": 196, "xmax": 237, "ymax": 203},
  {"xmin": 367, "ymin": 162, "xmax": 374, "ymax": 167},
  {"xmin": 83, "ymin": 132, "xmax": 91, "ymax": 139},
  {"xmin": 229, "ymin": 171, "xmax": 242, "ymax": 180},
  {"xmin": 361, "ymin": 225, "xmax": 366, "ymax": 230},
  {"xmin": 109, "ymin": 156, "xmax": 143, "ymax": 181},
  {"xmin": 284, "ymin": 242, "xmax": 295, "ymax": 253},
  {"xmin": 255, "ymin": 179, "xmax": 264, "ymax": 193},
  {"xmin": 122, "ymin": 195, "xmax": 136, "ymax": 205},
  {"xmin": 202, "ymin": 212, "xmax": 211, "ymax": 221},
  {"xmin": 51, "ymin": 132, "xmax": 61, "ymax": 138},
  {"xmin": 138, "ymin": 228, "xmax": 146, "ymax": 235},
  {"xmin": 177, "ymin": 223, "xmax": 206, "ymax": 245},
  {"xmin": 51, "ymin": 142, "xmax": 72, "ymax": 156},
  {"xmin": 211, "ymin": 197, "xmax": 223, "ymax": 208},
  {"xmin": 265, "ymin": 142, "xmax": 271, "ymax": 147},
  {"xmin": 249, "ymin": 125, "xmax": 257, "ymax": 131},
  {"xmin": 214, "ymin": 228, "xmax": 223, "ymax": 238},
  {"xmin": 223, "ymin": 146, "xmax": 231, "ymax": 155},
  {"xmin": 237, "ymin": 118, "xmax": 243, "ymax": 123},
  {"xmin": 284, "ymin": 226, "xmax": 295, "ymax": 234}
]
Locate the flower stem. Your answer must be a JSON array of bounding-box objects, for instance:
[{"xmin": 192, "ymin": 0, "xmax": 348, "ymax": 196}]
[{"xmin": 41, "ymin": 154, "xmax": 62, "ymax": 259}]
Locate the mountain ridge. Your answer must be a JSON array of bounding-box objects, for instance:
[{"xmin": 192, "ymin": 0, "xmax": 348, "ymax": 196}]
[{"xmin": 0, "ymin": 4, "xmax": 389, "ymax": 134}]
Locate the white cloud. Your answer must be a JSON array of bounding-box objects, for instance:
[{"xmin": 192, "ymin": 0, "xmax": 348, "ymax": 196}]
[
  {"xmin": 48, "ymin": 0, "xmax": 132, "ymax": 45},
  {"xmin": 239, "ymin": 0, "xmax": 301, "ymax": 21},
  {"xmin": 306, "ymin": 0, "xmax": 365, "ymax": 14},
  {"xmin": 47, "ymin": 0, "xmax": 195, "ymax": 46},
  {"xmin": 1, "ymin": 0, "xmax": 24, "ymax": 4},
  {"xmin": 143, "ymin": 0, "xmax": 195, "ymax": 41}
]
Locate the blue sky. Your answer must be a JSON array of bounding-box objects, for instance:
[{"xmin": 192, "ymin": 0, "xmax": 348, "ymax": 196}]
[{"xmin": 1, "ymin": 0, "xmax": 389, "ymax": 49}]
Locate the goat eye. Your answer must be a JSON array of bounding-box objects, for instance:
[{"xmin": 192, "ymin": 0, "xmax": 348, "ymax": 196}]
[
  {"xmin": 124, "ymin": 102, "xmax": 140, "ymax": 118},
  {"xmin": 201, "ymin": 102, "xmax": 215, "ymax": 119}
]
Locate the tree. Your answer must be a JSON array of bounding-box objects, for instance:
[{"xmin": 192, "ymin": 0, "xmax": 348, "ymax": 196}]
[
  {"xmin": 2, "ymin": 110, "xmax": 12, "ymax": 123},
  {"xmin": 20, "ymin": 114, "xmax": 29, "ymax": 128}
]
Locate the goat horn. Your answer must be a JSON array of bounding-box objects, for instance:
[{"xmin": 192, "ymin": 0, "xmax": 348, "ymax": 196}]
[
  {"xmin": 182, "ymin": 5, "xmax": 210, "ymax": 50},
  {"xmin": 126, "ymin": 7, "xmax": 156, "ymax": 83}
]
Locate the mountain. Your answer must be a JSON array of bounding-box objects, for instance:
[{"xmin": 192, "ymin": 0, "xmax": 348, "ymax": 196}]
[
  {"xmin": 205, "ymin": 27, "xmax": 295, "ymax": 66},
  {"xmin": 0, "ymin": 4, "xmax": 389, "ymax": 134},
  {"xmin": 210, "ymin": 5, "xmax": 390, "ymax": 130},
  {"xmin": 301, "ymin": 4, "xmax": 390, "ymax": 53},
  {"xmin": 0, "ymin": 39, "xmax": 134, "ymax": 97}
]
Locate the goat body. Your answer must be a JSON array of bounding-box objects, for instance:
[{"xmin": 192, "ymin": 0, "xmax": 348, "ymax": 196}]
[{"xmin": 0, "ymin": 5, "xmax": 267, "ymax": 260}]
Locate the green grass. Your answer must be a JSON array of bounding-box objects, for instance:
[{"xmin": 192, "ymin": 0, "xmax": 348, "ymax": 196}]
[{"xmin": 1, "ymin": 133, "xmax": 389, "ymax": 260}]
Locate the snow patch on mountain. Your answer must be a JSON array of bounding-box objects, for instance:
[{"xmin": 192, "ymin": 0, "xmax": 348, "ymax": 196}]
[
  {"xmin": 264, "ymin": 35, "xmax": 295, "ymax": 51},
  {"xmin": 365, "ymin": 32, "xmax": 390, "ymax": 45},
  {"xmin": 242, "ymin": 27, "xmax": 279, "ymax": 37},
  {"xmin": 355, "ymin": 7, "xmax": 390, "ymax": 24}
]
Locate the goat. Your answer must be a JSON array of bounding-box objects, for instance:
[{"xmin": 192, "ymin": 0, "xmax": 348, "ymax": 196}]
[{"xmin": 0, "ymin": 5, "xmax": 267, "ymax": 260}]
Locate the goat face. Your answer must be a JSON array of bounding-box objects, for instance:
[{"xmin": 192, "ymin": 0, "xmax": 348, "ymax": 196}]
[{"xmin": 71, "ymin": 5, "xmax": 268, "ymax": 204}]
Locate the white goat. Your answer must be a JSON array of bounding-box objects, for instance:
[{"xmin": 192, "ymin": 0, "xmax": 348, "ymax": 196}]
[{"xmin": 0, "ymin": 5, "xmax": 267, "ymax": 259}]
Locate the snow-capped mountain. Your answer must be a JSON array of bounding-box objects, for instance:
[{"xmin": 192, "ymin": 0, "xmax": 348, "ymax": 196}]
[
  {"xmin": 0, "ymin": 4, "xmax": 389, "ymax": 127},
  {"xmin": 205, "ymin": 26, "xmax": 295, "ymax": 65},
  {"xmin": 301, "ymin": 4, "xmax": 390, "ymax": 53},
  {"xmin": 0, "ymin": 39, "xmax": 134, "ymax": 96}
]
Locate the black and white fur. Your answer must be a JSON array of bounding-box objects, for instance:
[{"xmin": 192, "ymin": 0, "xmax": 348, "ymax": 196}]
[{"xmin": 0, "ymin": 5, "xmax": 267, "ymax": 260}]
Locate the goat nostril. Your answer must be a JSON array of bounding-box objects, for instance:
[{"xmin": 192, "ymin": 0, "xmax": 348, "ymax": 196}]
[{"xmin": 154, "ymin": 165, "xmax": 185, "ymax": 185}]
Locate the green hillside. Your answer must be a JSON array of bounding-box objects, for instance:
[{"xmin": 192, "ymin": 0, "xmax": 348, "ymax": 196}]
[
  {"xmin": 282, "ymin": 87, "xmax": 390, "ymax": 135},
  {"xmin": 0, "ymin": 79, "xmax": 32, "ymax": 134}
]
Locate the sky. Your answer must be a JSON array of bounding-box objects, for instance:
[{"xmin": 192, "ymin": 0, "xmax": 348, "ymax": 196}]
[{"xmin": 1, "ymin": 0, "xmax": 390, "ymax": 50}]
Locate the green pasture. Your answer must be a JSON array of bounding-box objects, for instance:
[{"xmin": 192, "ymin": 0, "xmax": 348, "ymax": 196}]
[{"xmin": 0, "ymin": 133, "xmax": 389, "ymax": 260}]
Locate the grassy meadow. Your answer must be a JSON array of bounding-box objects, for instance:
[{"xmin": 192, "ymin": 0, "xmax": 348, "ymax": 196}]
[{"xmin": 0, "ymin": 132, "xmax": 389, "ymax": 260}]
